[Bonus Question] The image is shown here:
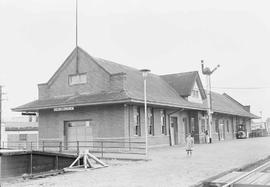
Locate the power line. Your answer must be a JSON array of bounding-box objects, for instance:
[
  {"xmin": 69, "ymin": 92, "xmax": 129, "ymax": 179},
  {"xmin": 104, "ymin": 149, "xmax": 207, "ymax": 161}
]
[{"xmin": 212, "ymin": 86, "xmax": 270, "ymax": 90}]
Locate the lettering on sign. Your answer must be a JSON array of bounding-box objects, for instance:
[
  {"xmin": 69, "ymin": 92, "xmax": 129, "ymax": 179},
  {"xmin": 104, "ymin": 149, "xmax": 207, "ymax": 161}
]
[{"xmin": 53, "ymin": 107, "xmax": 74, "ymax": 112}]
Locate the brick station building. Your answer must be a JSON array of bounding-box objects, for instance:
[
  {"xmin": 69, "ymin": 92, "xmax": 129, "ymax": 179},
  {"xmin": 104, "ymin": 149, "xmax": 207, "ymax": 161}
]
[{"xmin": 13, "ymin": 47, "xmax": 258, "ymax": 147}]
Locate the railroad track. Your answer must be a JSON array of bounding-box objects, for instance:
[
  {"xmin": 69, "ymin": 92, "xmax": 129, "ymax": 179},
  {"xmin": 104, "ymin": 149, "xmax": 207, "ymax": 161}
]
[{"xmin": 202, "ymin": 160, "xmax": 270, "ymax": 187}]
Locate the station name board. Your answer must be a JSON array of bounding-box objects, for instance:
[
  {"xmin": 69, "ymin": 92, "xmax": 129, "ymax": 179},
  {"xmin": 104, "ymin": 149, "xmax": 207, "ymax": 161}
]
[{"xmin": 53, "ymin": 107, "xmax": 74, "ymax": 112}]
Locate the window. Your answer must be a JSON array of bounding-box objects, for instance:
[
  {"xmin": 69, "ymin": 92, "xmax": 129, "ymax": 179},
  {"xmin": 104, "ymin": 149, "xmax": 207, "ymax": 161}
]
[
  {"xmin": 148, "ymin": 107, "xmax": 154, "ymax": 135},
  {"xmin": 231, "ymin": 118, "xmax": 234, "ymax": 133},
  {"xmin": 69, "ymin": 73, "xmax": 87, "ymax": 85},
  {"xmin": 190, "ymin": 117, "xmax": 195, "ymax": 132},
  {"xmin": 19, "ymin": 134, "xmax": 27, "ymax": 141},
  {"xmin": 226, "ymin": 120, "xmax": 230, "ymax": 132},
  {"xmin": 215, "ymin": 119, "xmax": 219, "ymax": 132},
  {"xmin": 161, "ymin": 110, "xmax": 167, "ymax": 135},
  {"xmin": 201, "ymin": 118, "xmax": 206, "ymax": 132},
  {"xmin": 134, "ymin": 107, "xmax": 141, "ymax": 136},
  {"xmin": 191, "ymin": 90, "xmax": 199, "ymax": 98}
]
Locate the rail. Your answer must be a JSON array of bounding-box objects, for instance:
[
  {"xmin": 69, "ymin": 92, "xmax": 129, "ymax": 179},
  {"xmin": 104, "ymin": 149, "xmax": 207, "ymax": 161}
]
[
  {"xmin": 221, "ymin": 160, "xmax": 270, "ymax": 187},
  {"xmin": 1, "ymin": 139, "xmax": 146, "ymax": 158}
]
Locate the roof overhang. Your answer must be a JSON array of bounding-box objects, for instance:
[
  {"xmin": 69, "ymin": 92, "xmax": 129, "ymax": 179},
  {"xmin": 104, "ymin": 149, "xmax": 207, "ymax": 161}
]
[{"xmin": 12, "ymin": 99, "xmax": 132, "ymax": 112}]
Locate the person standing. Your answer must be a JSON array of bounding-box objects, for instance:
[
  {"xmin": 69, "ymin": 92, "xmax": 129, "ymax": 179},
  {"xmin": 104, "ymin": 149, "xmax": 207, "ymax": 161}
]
[{"xmin": 186, "ymin": 133, "xmax": 194, "ymax": 156}]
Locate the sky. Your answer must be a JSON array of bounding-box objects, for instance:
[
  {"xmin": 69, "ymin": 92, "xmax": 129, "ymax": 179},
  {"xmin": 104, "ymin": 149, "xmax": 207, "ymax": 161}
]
[{"xmin": 0, "ymin": 0, "xmax": 270, "ymax": 121}]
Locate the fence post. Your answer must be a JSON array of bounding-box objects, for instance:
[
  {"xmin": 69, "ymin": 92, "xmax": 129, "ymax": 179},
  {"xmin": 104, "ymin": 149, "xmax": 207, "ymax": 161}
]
[
  {"xmin": 59, "ymin": 141, "xmax": 62, "ymax": 153},
  {"xmin": 30, "ymin": 152, "xmax": 33, "ymax": 175},
  {"xmin": 76, "ymin": 141, "xmax": 79, "ymax": 156},
  {"xmin": 42, "ymin": 141, "xmax": 45, "ymax": 152},
  {"xmin": 55, "ymin": 155, "xmax": 59, "ymax": 170},
  {"xmin": 101, "ymin": 141, "xmax": 104, "ymax": 158}
]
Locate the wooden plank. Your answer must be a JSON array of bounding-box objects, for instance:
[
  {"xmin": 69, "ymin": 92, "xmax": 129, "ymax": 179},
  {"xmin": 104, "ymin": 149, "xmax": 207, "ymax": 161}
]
[
  {"xmin": 213, "ymin": 172, "xmax": 245, "ymax": 183},
  {"xmin": 250, "ymin": 173, "xmax": 270, "ymax": 185},
  {"xmin": 238, "ymin": 172, "xmax": 264, "ymax": 184},
  {"xmin": 234, "ymin": 184, "xmax": 270, "ymax": 187}
]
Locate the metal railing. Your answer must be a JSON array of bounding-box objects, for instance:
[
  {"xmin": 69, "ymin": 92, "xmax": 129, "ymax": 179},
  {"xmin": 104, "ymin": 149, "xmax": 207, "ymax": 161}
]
[{"xmin": 1, "ymin": 139, "xmax": 146, "ymax": 158}]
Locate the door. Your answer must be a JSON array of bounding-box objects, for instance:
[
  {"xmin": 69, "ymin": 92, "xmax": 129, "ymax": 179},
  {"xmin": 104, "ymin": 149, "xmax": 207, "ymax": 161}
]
[
  {"xmin": 65, "ymin": 120, "xmax": 93, "ymax": 151},
  {"xmin": 170, "ymin": 117, "xmax": 178, "ymax": 145},
  {"xmin": 219, "ymin": 123, "xmax": 225, "ymax": 140}
]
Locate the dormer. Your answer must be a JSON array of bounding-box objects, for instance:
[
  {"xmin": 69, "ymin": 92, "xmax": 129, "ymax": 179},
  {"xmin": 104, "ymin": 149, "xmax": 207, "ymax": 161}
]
[
  {"xmin": 160, "ymin": 71, "xmax": 206, "ymax": 103},
  {"xmin": 187, "ymin": 79, "xmax": 204, "ymax": 103}
]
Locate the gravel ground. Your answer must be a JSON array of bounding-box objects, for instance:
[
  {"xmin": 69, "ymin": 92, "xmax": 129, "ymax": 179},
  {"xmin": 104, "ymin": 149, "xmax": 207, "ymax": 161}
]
[{"xmin": 2, "ymin": 137, "xmax": 270, "ymax": 187}]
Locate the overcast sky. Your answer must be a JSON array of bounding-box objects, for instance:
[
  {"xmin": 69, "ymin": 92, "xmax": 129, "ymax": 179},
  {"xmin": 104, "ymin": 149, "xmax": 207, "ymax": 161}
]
[{"xmin": 0, "ymin": 0, "xmax": 270, "ymax": 121}]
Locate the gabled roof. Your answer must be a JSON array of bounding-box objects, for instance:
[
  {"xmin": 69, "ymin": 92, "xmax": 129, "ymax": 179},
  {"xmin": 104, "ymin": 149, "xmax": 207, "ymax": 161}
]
[
  {"xmin": 13, "ymin": 47, "xmax": 258, "ymax": 119},
  {"xmin": 45, "ymin": 47, "xmax": 111, "ymax": 87},
  {"xmin": 160, "ymin": 71, "xmax": 206, "ymax": 99}
]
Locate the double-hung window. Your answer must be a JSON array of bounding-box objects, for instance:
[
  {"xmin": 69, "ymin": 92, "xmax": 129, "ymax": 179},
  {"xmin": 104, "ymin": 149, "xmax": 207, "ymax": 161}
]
[
  {"xmin": 134, "ymin": 107, "xmax": 141, "ymax": 136},
  {"xmin": 161, "ymin": 110, "xmax": 167, "ymax": 135},
  {"xmin": 148, "ymin": 107, "xmax": 154, "ymax": 135}
]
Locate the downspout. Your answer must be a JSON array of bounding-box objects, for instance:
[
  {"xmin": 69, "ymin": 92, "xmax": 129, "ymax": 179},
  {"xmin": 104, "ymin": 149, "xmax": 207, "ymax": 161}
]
[
  {"xmin": 128, "ymin": 105, "xmax": 131, "ymax": 150},
  {"xmin": 167, "ymin": 108, "xmax": 185, "ymax": 146}
]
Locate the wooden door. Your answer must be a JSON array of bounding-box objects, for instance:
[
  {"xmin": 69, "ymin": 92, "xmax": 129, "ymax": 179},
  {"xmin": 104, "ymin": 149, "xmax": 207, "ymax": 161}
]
[
  {"xmin": 171, "ymin": 117, "xmax": 178, "ymax": 145},
  {"xmin": 65, "ymin": 121, "xmax": 93, "ymax": 151},
  {"xmin": 219, "ymin": 123, "xmax": 225, "ymax": 140}
]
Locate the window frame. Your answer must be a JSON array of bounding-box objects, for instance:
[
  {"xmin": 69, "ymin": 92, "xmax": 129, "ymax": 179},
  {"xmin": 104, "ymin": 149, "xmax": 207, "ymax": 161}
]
[
  {"xmin": 161, "ymin": 109, "xmax": 167, "ymax": 135},
  {"xmin": 215, "ymin": 119, "xmax": 219, "ymax": 133},
  {"xmin": 68, "ymin": 73, "xmax": 87, "ymax": 86},
  {"xmin": 226, "ymin": 120, "xmax": 230, "ymax": 132},
  {"xmin": 19, "ymin": 134, "xmax": 27, "ymax": 141},
  {"xmin": 148, "ymin": 107, "xmax": 154, "ymax": 136},
  {"xmin": 134, "ymin": 106, "xmax": 141, "ymax": 136}
]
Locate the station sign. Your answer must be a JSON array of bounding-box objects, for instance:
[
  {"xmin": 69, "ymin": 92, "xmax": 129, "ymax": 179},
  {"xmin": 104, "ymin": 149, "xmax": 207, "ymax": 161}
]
[{"xmin": 53, "ymin": 107, "xmax": 74, "ymax": 112}]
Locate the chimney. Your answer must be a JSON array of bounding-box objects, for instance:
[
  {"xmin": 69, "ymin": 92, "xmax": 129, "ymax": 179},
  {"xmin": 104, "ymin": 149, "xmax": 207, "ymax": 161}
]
[{"xmin": 244, "ymin": 105, "xmax": 250, "ymax": 112}]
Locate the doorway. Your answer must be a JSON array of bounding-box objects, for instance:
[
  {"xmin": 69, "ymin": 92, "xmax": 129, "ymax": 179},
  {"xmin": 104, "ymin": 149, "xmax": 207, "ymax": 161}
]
[
  {"xmin": 219, "ymin": 123, "xmax": 226, "ymax": 140},
  {"xmin": 170, "ymin": 117, "xmax": 178, "ymax": 145},
  {"xmin": 64, "ymin": 120, "xmax": 93, "ymax": 150}
]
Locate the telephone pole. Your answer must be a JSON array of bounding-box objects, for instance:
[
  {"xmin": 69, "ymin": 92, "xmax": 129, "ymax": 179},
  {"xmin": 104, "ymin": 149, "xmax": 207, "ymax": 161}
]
[
  {"xmin": 201, "ymin": 60, "xmax": 220, "ymax": 143},
  {"xmin": 0, "ymin": 86, "xmax": 2, "ymax": 144}
]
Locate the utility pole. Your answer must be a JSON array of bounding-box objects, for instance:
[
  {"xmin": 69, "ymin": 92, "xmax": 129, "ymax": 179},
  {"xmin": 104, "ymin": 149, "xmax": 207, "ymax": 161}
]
[
  {"xmin": 140, "ymin": 69, "xmax": 150, "ymax": 155},
  {"xmin": 0, "ymin": 86, "xmax": 2, "ymax": 145},
  {"xmin": 201, "ymin": 60, "xmax": 220, "ymax": 143},
  {"xmin": 75, "ymin": 0, "xmax": 79, "ymax": 74}
]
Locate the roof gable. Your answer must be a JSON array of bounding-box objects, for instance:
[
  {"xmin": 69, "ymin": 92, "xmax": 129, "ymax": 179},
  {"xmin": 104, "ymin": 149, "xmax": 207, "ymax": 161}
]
[
  {"xmin": 46, "ymin": 47, "xmax": 111, "ymax": 87},
  {"xmin": 161, "ymin": 71, "xmax": 206, "ymax": 99}
]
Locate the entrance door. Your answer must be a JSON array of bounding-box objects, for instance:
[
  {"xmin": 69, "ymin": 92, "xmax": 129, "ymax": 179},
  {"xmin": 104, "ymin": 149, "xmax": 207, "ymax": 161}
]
[
  {"xmin": 170, "ymin": 117, "xmax": 178, "ymax": 145},
  {"xmin": 219, "ymin": 123, "xmax": 225, "ymax": 140},
  {"xmin": 65, "ymin": 120, "xmax": 93, "ymax": 150}
]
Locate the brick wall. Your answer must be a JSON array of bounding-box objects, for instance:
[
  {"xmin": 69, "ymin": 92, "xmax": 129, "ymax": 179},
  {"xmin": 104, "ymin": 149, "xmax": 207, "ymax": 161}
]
[
  {"xmin": 126, "ymin": 105, "xmax": 170, "ymax": 147},
  {"xmin": 211, "ymin": 114, "xmax": 237, "ymax": 142},
  {"xmin": 38, "ymin": 104, "xmax": 125, "ymax": 141}
]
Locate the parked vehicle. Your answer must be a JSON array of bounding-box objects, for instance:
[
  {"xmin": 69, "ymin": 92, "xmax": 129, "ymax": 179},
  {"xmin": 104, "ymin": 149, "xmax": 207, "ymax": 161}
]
[{"xmin": 236, "ymin": 124, "xmax": 247, "ymax": 139}]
